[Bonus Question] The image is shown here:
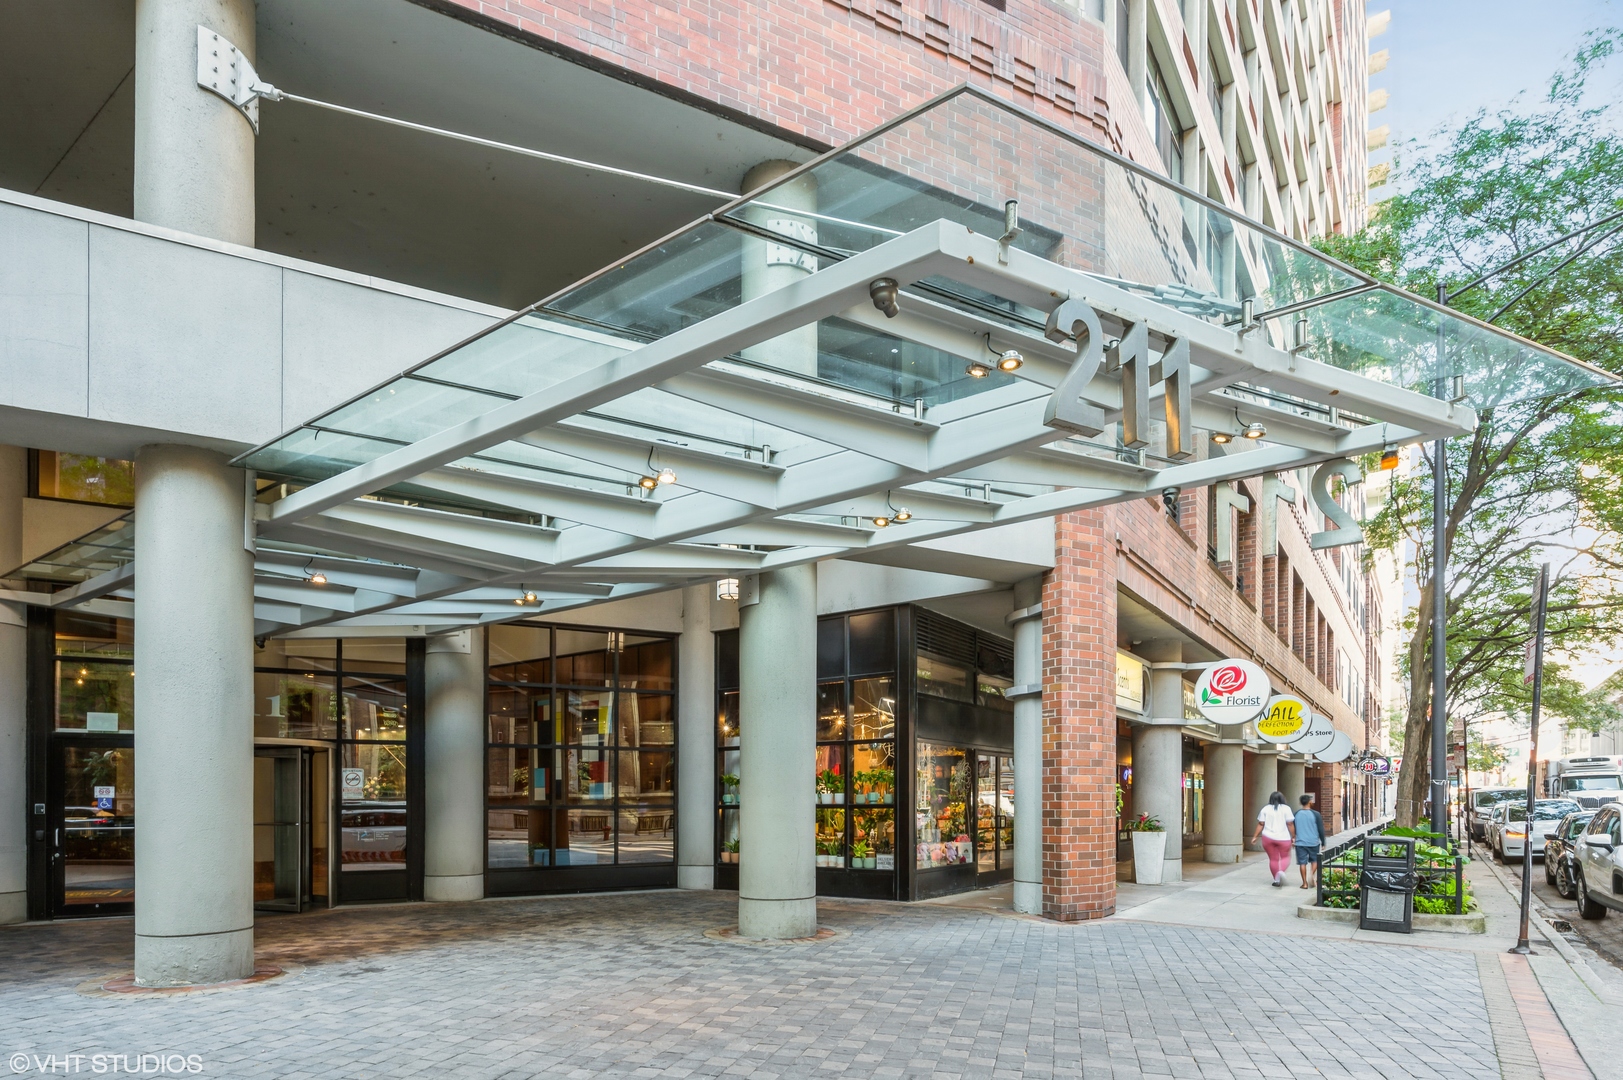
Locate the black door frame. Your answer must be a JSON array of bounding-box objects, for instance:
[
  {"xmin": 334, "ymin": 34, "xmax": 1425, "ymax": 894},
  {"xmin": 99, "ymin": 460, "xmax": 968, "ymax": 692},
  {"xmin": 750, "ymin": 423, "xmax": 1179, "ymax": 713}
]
[{"xmin": 46, "ymin": 732, "xmax": 136, "ymax": 919}]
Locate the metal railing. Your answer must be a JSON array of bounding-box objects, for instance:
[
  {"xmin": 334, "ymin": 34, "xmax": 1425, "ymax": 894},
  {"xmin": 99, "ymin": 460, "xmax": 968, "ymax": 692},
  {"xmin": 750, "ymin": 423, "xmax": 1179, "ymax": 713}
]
[{"xmin": 1314, "ymin": 818, "xmax": 1467, "ymax": 915}]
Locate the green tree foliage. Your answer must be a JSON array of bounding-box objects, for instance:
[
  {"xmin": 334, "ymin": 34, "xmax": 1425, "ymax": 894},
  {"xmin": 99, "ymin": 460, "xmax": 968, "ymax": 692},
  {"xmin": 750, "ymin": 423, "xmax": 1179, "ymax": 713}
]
[{"xmin": 1318, "ymin": 32, "xmax": 1623, "ymax": 827}]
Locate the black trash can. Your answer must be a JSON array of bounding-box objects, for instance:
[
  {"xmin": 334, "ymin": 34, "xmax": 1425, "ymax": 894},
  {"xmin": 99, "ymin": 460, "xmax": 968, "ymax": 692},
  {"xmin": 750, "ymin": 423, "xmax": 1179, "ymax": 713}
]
[{"xmin": 1358, "ymin": 835, "xmax": 1418, "ymax": 933}]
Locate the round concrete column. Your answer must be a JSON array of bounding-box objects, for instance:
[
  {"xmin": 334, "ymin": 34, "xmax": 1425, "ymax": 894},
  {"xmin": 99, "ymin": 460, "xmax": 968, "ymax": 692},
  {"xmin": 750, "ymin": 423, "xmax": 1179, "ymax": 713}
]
[
  {"xmin": 1131, "ymin": 642, "xmax": 1186, "ymax": 882},
  {"xmin": 1202, "ymin": 731, "xmax": 1245, "ymax": 863},
  {"xmin": 134, "ymin": 0, "xmax": 257, "ymax": 244},
  {"xmin": 423, "ymin": 628, "xmax": 486, "ymax": 902},
  {"xmin": 1278, "ymin": 759, "xmax": 1306, "ymax": 810},
  {"xmin": 1010, "ymin": 577, "xmax": 1042, "ymax": 915},
  {"xmin": 1246, "ymin": 747, "xmax": 1281, "ymax": 846},
  {"xmin": 0, "ymin": 602, "xmax": 24, "ymax": 925},
  {"xmin": 133, "ymin": 445, "xmax": 254, "ymax": 986},
  {"xmin": 737, "ymin": 565, "xmax": 817, "ymax": 938},
  {"xmin": 740, "ymin": 160, "xmax": 818, "ymax": 377},
  {"xmin": 676, "ymin": 583, "xmax": 716, "ymax": 889}
]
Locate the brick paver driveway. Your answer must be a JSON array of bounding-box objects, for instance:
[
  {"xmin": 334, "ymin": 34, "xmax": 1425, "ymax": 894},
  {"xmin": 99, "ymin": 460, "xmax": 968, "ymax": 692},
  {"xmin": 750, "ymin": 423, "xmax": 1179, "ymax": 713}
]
[{"xmin": 0, "ymin": 891, "xmax": 1497, "ymax": 1079}]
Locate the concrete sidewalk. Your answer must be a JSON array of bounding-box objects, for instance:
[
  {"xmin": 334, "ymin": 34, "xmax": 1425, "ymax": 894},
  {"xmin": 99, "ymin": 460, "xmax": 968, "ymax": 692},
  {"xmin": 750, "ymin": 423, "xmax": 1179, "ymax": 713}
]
[{"xmin": 1108, "ymin": 833, "xmax": 1618, "ymax": 1079}]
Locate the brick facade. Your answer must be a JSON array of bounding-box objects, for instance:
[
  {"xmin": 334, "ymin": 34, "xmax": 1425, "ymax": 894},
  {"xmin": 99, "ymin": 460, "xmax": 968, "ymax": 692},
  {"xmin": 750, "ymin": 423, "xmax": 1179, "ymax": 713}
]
[{"xmin": 1041, "ymin": 509, "xmax": 1117, "ymax": 922}]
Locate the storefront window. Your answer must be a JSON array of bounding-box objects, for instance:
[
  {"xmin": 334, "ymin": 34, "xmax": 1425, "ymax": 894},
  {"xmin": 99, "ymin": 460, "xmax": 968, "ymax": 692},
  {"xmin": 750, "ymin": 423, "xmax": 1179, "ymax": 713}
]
[
  {"xmin": 916, "ymin": 654, "xmax": 972, "ymax": 701},
  {"xmin": 916, "ymin": 743, "xmax": 973, "ymax": 868},
  {"xmin": 486, "ymin": 623, "xmax": 677, "ymax": 873},
  {"xmin": 55, "ymin": 614, "xmax": 133, "ymax": 731},
  {"xmin": 851, "ymin": 678, "xmax": 895, "ymax": 739},
  {"xmin": 30, "ymin": 450, "xmax": 134, "ymax": 507},
  {"xmin": 254, "ymin": 672, "xmax": 337, "ymax": 739}
]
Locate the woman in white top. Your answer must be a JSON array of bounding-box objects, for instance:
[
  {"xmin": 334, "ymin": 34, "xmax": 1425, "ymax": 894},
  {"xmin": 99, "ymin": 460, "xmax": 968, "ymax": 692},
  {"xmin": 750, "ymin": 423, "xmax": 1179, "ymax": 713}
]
[{"xmin": 1251, "ymin": 791, "xmax": 1297, "ymax": 887}]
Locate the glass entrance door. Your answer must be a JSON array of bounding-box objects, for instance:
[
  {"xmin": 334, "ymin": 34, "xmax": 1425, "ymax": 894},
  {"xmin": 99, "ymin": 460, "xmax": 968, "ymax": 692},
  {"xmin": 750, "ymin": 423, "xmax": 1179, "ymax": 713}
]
[
  {"xmin": 255, "ymin": 748, "xmax": 304, "ymax": 911},
  {"xmin": 51, "ymin": 741, "xmax": 135, "ymax": 916}
]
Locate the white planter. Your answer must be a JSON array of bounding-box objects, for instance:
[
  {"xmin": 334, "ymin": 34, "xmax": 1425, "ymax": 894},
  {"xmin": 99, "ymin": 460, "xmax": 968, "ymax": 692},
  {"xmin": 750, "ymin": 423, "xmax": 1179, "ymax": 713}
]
[{"xmin": 1131, "ymin": 830, "xmax": 1167, "ymax": 885}]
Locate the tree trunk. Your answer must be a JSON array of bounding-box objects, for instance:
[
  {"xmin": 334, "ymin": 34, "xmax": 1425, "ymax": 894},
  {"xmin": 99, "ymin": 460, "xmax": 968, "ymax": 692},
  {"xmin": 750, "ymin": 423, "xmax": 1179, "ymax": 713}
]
[{"xmin": 1394, "ymin": 580, "xmax": 1434, "ymax": 828}]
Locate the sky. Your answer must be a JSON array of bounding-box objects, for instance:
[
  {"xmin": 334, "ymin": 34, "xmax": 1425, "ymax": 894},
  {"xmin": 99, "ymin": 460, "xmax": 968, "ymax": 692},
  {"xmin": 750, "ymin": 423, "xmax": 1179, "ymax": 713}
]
[{"xmin": 1369, "ymin": 0, "xmax": 1621, "ymax": 184}]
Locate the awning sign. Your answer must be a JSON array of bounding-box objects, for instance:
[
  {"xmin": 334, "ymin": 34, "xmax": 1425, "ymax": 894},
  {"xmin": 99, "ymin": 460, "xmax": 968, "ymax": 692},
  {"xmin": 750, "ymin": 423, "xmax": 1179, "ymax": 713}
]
[
  {"xmin": 1256, "ymin": 695, "xmax": 1310, "ymax": 743},
  {"xmin": 341, "ymin": 768, "xmax": 366, "ymax": 802},
  {"xmin": 1193, "ymin": 659, "xmax": 1270, "ymax": 723}
]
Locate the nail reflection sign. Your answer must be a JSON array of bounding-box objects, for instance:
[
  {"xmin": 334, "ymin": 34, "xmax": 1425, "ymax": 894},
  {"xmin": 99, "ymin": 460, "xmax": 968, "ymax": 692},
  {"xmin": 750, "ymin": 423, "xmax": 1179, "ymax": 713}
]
[
  {"xmin": 1193, "ymin": 659, "xmax": 1270, "ymax": 723},
  {"xmin": 1256, "ymin": 695, "xmax": 1310, "ymax": 743}
]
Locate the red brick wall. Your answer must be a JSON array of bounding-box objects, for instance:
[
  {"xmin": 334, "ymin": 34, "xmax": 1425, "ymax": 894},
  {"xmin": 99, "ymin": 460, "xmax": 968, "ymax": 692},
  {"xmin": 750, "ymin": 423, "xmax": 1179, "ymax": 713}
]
[
  {"xmin": 1041, "ymin": 508, "xmax": 1117, "ymax": 922},
  {"xmin": 437, "ymin": 0, "xmax": 1113, "ymax": 149}
]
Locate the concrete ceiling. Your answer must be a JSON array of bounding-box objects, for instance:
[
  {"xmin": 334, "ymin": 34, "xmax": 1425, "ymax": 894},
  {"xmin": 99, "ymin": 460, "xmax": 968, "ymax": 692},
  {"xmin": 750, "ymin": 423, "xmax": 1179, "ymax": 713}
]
[{"xmin": 0, "ymin": 0, "xmax": 815, "ymax": 308}]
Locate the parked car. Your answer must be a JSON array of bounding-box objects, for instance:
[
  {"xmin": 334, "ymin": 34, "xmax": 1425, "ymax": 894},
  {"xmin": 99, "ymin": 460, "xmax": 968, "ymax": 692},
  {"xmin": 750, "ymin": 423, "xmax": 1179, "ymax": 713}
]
[
  {"xmin": 1573, "ymin": 804, "xmax": 1623, "ymax": 920},
  {"xmin": 1467, "ymin": 787, "xmax": 1524, "ymax": 841},
  {"xmin": 1490, "ymin": 799, "xmax": 1581, "ymax": 862},
  {"xmin": 1543, "ymin": 810, "xmax": 1596, "ymax": 898}
]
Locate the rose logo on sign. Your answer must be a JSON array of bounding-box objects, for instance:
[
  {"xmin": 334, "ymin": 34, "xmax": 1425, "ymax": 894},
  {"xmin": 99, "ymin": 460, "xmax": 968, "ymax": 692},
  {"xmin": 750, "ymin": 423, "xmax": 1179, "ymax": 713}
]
[{"xmin": 1193, "ymin": 659, "xmax": 1271, "ymax": 724}]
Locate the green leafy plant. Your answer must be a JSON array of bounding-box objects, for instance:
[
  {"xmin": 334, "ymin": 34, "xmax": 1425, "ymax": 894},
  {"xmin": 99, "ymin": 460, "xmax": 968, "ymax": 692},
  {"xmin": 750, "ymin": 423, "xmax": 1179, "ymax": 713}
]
[
  {"xmin": 722, "ymin": 839, "xmax": 738, "ymax": 853},
  {"xmin": 1125, "ymin": 813, "xmax": 1164, "ymax": 833},
  {"xmin": 817, "ymin": 768, "xmax": 842, "ymax": 794},
  {"xmin": 720, "ymin": 773, "xmax": 739, "ymax": 789},
  {"xmin": 852, "ymin": 839, "xmax": 873, "ymax": 859}
]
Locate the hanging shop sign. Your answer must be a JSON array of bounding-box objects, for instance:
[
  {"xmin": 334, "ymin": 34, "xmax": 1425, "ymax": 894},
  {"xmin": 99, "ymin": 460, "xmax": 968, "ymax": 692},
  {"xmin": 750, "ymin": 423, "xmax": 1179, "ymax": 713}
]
[
  {"xmin": 1256, "ymin": 695, "xmax": 1311, "ymax": 743},
  {"xmin": 1193, "ymin": 659, "xmax": 1271, "ymax": 723},
  {"xmin": 1357, "ymin": 752, "xmax": 1392, "ymax": 776},
  {"xmin": 1115, "ymin": 651, "xmax": 1146, "ymax": 712},
  {"xmin": 1289, "ymin": 712, "xmax": 1337, "ymax": 757},
  {"xmin": 1317, "ymin": 731, "xmax": 1356, "ymax": 764}
]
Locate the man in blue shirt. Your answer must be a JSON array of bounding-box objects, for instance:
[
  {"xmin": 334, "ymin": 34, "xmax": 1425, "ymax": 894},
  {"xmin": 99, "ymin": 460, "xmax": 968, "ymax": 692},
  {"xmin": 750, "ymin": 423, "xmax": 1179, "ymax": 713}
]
[{"xmin": 1294, "ymin": 793, "xmax": 1325, "ymax": 888}]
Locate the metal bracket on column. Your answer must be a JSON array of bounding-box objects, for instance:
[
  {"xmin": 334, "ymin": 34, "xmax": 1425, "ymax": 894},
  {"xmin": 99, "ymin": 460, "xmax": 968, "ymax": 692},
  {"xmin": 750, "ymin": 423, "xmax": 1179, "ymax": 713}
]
[
  {"xmin": 1004, "ymin": 683, "xmax": 1041, "ymax": 701},
  {"xmin": 196, "ymin": 26, "xmax": 281, "ymax": 134},
  {"xmin": 1004, "ymin": 602, "xmax": 1042, "ymax": 626},
  {"xmin": 735, "ymin": 573, "xmax": 760, "ymax": 609}
]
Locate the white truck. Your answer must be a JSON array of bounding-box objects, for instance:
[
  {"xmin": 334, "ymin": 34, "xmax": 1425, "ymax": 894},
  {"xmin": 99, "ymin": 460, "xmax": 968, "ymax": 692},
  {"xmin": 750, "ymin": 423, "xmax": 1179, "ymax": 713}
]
[{"xmin": 1548, "ymin": 755, "xmax": 1623, "ymax": 811}]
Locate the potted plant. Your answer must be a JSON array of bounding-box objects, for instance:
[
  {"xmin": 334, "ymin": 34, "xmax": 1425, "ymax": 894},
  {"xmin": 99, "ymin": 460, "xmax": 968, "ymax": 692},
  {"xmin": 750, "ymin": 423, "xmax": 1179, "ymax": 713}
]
[
  {"xmin": 851, "ymin": 770, "xmax": 869, "ymax": 804},
  {"xmin": 1126, "ymin": 813, "xmax": 1166, "ymax": 885},
  {"xmin": 817, "ymin": 768, "xmax": 843, "ymax": 805},
  {"xmin": 721, "ymin": 839, "xmax": 739, "ymax": 864},
  {"xmin": 871, "ymin": 767, "xmax": 893, "ymax": 803},
  {"xmin": 852, "ymin": 839, "xmax": 874, "ymax": 870},
  {"xmin": 817, "ymin": 838, "xmax": 842, "ymax": 868},
  {"xmin": 721, "ymin": 773, "xmax": 739, "ymax": 805}
]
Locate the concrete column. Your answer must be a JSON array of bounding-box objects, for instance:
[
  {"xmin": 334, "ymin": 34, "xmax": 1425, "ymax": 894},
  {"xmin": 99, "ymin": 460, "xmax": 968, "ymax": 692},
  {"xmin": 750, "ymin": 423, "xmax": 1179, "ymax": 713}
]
[
  {"xmin": 1278, "ymin": 758, "xmax": 1306, "ymax": 810},
  {"xmin": 133, "ymin": 445, "xmax": 254, "ymax": 986},
  {"xmin": 1202, "ymin": 730, "xmax": 1245, "ymax": 863},
  {"xmin": 1010, "ymin": 577, "xmax": 1042, "ymax": 915},
  {"xmin": 737, "ymin": 565, "xmax": 817, "ymax": 939},
  {"xmin": 423, "ymin": 628, "xmax": 486, "ymax": 902},
  {"xmin": 1131, "ymin": 642, "xmax": 1186, "ymax": 882},
  {"xmin": 1245, "ymin": 746, "xmax": 1280, "ymax": 847},
  {"xmin": 740, "ymin": 160, "xmax": 818, "ymax": 377},
  {"xmin": 676, "ymin": 584, "xmax": 716, "ymax": 889},
  {"xmin": 0, "ymin": 445, "xmax": 25, "ymax": 925},
  {"xmin": 134, "ymin": 0, "xmax": 257, "ymax": 245}
]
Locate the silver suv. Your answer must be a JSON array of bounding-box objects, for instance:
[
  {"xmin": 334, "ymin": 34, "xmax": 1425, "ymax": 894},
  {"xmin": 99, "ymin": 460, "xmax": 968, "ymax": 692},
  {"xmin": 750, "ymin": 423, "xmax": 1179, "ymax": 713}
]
[{"xmin": 1573, "ymin": 805, "xmax": 1623, "ymax": 921}]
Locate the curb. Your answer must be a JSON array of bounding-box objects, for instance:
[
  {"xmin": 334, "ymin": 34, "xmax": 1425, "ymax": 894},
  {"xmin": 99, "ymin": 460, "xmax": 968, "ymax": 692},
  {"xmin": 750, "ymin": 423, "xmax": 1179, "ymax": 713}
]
[{"xmin": 1296, "ymin": 904, "xmax": 1486, "ymax": 934}]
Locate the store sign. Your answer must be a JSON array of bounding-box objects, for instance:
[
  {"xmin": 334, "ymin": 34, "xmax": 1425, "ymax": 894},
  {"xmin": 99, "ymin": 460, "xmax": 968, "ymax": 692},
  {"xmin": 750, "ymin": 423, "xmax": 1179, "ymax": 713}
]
[
  {"xmin": 1358, "ymin": 753, "xmax": 1392, "ymax": 776},
  {"xmin": 1289, "ymin": 713, "xmax": 1336, "ymax": 756},
  {"xmin": 1317, "ymin": 731, "xmax": 1355, "ymax": 764},
  {"xmin": 1256, "ymin": 695, "xmax": 1310, "ymax": 743},
  {"xmin": 86, "ymin": 712, "xmax": 119, "ymax": 732},
  {"xmin": 93, "ymin": 786, "xmax": 115, "ymax": 811},
  {"xmin": 341, "ymin": 768, "xmax": 366, "ymax": 802},
  {"xmin": 1115, "ymin": 651, "xmax": 1145, "ymax": 712},
  {"xmin": 1193, "ymin": 659, "xmax": 1270, "ymax": 723}
]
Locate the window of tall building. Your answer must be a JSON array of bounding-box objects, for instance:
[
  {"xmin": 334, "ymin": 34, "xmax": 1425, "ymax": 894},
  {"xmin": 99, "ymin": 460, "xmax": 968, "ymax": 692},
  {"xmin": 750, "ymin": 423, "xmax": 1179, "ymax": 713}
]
[
  {"xmin": 1208, "ymin": 45, "xmax": 1226, "ymax": 132},
  {"xmin": 1116, "ymin": 0, "xmax": 1131, "ymax": 70},
  {"xmin": 1147, "ymin": 55, "xmax": 1185, "ymax": 181},
  {"xmin": 30, "ymin": 450, "xmax": 134, "ymax": 508}
]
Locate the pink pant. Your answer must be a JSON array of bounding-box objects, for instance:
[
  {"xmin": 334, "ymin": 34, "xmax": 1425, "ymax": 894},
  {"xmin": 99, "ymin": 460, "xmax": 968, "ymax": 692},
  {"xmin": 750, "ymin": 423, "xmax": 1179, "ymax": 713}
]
[{"xmin": 1261, "ymin": 837, "xmax": 1294, "ymax": 877}]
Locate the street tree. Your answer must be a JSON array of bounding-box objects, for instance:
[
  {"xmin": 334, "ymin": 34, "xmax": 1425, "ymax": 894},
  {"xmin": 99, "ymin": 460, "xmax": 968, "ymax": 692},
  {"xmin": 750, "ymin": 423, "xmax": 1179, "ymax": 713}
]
[{"xmin": 1317, "ymin": 31, "xmax": 1623, "ymax": 828}]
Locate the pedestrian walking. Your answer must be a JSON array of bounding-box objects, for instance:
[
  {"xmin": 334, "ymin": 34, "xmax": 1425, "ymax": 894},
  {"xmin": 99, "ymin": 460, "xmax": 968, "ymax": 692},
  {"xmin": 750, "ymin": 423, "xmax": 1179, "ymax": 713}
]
[
  {"xmin": 1293, "ymin": 793, "xmax": 1325, "ymax": 889},
  {"xmin": 1251, "ymin": 791, "xmax": 1296, "ymax": 887}
]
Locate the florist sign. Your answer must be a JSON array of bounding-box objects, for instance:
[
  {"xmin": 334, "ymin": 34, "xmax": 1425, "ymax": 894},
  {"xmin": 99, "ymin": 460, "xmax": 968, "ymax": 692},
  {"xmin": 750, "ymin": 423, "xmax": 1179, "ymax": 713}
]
[{"xmin": 1193, "ymin": 659, "xmax": 1270, "ymax": 724}]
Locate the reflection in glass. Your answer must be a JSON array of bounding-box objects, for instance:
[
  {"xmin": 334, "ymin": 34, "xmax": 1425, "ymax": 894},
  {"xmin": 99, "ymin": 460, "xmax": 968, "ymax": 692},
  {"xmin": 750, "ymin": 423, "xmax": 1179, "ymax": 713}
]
[
  {"xmin": 340, "ymin": 743, "xmax": 406, "ymax": 872},
  {"xmin": 56, "ymin": 660, "xmax": 135, "ymax": 731},
  {"xmin": 816, "ymin": 682, "xmax": 847, "ymax": 741},
  {"xmin": 627, "ymin": 750, "xmax": 674, "ymax": 798},
  {"xmin": 620, "ymin": 693, "xmax": 673, "ymax": 747},
  {"xmin": 976, "ymin": 756, "xmax": 997, "ymax": 873},
  {"xmin": 916, "ymin": 654, "xmax": 972, "ymax": 701},
  {"xmin": 488, "ymin": 747, "xmax": 553, "ymax": 806},
  {"xmin": 562, "ymin": 747, "xmax": 614, "ymax": 801},
  {"xmin": 717, "ymin": 691, "xmax": 740, "ymax": 746},
  {"xmin": 59, "ymin": 745, "xmax": 134, "ymax": 907},
  {"xmin": 997, "ymin": 754, "xmax": 1015, "ymax": 860},
  {"xmin": 916, "ymin": 743, "xmax": 972, "ymax": 868},
  {"xmin": 342, "ymin": 678, "xmax": 407, "ymax": 740},
  {"xmin": 487, "ymin": 808, "xmax": 554, "ymax": 868},
  {"xmin": 488, "ymin": 623, "xmax": 552, "ymax": 684},
  {"xmin": 555, "ymin": 630, "xmax": 612, "ymax": 686},
  {"xmin": 560, "ymin": 808, "xmax": 615, "ymax": 865},
  {"xmin": 252, "ymin": 637, "xmax": 336, "ymax": 672},
  {"xmin": 977, "ymin": 674, "xmax": 1013, "ymax": 712},
  {"xmin": 851, "ymin": 677, "xmax": 896, "ymax": 739},
  {"xmin": 562, "ymin": 689, "xmax": 614, "ymax": 745},
  {"xmin": 619, "ymin": 636, "xmax": 674, "ymax": 690},
  {"xmin": 254, "ymin": 672, "xmax": 337, "ymax": 739},
  {"xmin": 33, "ymin": 450, "xmax": 134, "ymax": 506},
  {"xmin": 487, "ymin": 686, "xmax": 552, "ymax": 745},
  {"xmin": 617, "ymin": 804, "xmax": 674, "ymax": 863},
  {"xmin": 847, "ymin": 610, "xmax": 895, "ymax": 674},
  {"xmin": 341, "ymin": 638, "xmax": 407, "ymax": 675}
]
